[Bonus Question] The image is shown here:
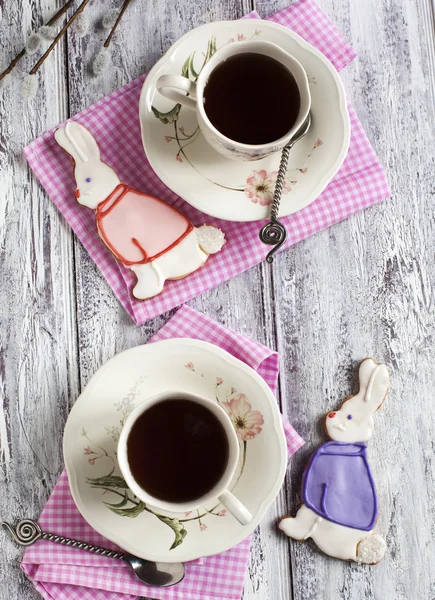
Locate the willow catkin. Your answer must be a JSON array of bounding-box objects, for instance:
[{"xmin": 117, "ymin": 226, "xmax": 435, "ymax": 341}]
[
  {"xmin": 21, "ymin": 74, "xmax": 39, "ymax": 100},
  {"xmin": 92, "ymin": 47, "xmax": 111, "ymax": 76},
  {"xmin": 74, "ymin": 12, "xmax": 89, "ymax": 37},
  {"xmin": 26, "ymin": 33, "xmax": 42, "ymax": 55}
]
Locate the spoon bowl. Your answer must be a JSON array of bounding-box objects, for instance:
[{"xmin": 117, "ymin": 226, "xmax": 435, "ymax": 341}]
[{"xmin": 123, "ymin": 553, "xmax": 185, "ymax": 587}]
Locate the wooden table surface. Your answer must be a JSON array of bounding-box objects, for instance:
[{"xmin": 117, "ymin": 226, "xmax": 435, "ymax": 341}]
[{"xmin": 1, "ymin": 0, "xmax": 434, "ymax": 599}]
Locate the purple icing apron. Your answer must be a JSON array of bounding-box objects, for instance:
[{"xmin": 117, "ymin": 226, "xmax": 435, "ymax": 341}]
[{"xmin": 302, "ymin": 441, "xmax": 377, "ymax": 531}]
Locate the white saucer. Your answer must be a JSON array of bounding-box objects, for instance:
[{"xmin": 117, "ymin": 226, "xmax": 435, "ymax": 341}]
[
  {"xmin": 139, "ymin": 20, "xmax": 350, "ymax": 222},
  {"xmin": 63, "ymin": 339, "xmax": 287, "ymax": 563}
]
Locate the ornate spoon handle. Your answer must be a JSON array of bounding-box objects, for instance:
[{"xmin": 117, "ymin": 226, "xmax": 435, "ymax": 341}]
[
  {"xmin": 2, "ymin": 519, "xmax": 124, "ymax": 559},
  {"xmin": 259, "ymin": 143, "xmax": 292, "ymax": 264},
  {"xmin": 259, "ymin": 113, "xmax": 312, "ymax": 263}
]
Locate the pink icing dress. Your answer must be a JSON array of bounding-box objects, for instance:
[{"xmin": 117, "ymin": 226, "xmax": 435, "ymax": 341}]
[{"xmin": 96, "ymin": 185, "xmax": 193, "ymax": 265}]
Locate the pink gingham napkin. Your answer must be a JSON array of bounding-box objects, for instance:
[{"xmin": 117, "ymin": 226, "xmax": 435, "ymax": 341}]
[
  {"xmin": 24, "ymin": 0, "xmax": 389, "ymax": 326},
  {"xmin": 21, "ymin": 305, "xmax": 304, "ymax": 600}
]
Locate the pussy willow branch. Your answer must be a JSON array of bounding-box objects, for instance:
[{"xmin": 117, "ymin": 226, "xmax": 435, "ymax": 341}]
[
  {"xmin": 30, "ymin": 0, "xmax": 91, "ymax": 75},
  {"xmin": 0, "ymin": 0, "xmax": 75, "ymax": 81},
  {"xmin": 103, "ymin": 0, "xmax": 134, "ymax": 48}
]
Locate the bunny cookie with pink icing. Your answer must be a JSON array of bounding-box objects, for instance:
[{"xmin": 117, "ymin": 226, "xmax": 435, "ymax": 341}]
[
  {"xmin": 54, "ymin": 122, "xmax": 225, "ymax": 300},
  {"xmin": 279, "ymin": 358, "xmax": 390, "ymax": 564}
]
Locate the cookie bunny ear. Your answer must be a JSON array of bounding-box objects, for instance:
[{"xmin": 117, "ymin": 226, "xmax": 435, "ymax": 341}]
[
  {"xmin": 54, "ymin": 122, "xmax": 101, "ymax": 163},
  {"xmin": 358, "ymin": 358, "xmax": 390, "ymax": 412}
]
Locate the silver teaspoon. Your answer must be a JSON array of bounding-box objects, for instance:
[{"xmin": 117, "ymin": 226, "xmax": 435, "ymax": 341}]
[
  {"xmin": 259, "ymin": 113, "xmax": 312, "ymax": 263},
  {"xmin": 2, "ymin": 519, "xmax": 185, "ymax": 588}
]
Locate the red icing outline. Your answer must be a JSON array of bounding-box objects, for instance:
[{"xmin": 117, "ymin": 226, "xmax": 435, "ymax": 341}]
[{"xmin": 95, "ymin": 184, "xmax": 193, "ymax": 265}]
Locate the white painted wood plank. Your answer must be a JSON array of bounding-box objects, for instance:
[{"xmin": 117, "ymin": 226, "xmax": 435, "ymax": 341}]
[
  {"xmin": 0, "ymin": 2, "xmax": 78, "ymax": 600},
  {"xmin": 254, "ymin": 0, "xmax": 435, "ymax": 598}
]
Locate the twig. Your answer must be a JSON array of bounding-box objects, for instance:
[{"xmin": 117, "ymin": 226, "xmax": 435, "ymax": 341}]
[
  {"xmin": 103, "ymin": 0, "xmax": 133, "ymax": 48},
  {"xmin": 42, "ymin": 0, "xmax": 76, "ymax": 27},
  {"xmin": 30, "ymin": 0, "xmax": 91, "ymax": 75},
  {"xmin": 0, "ymin": 49, "xmax": 26, "ymax": 81},
  {"xmin": 0, "ymin": 0, "xmax": 75, "ymax": 81}
]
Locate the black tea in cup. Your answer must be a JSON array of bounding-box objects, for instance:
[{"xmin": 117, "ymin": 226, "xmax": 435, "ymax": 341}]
[
  {"xmin": 127, "ymin": 398, "xmax": 230, "ymax": 503},
  {"xmin": 203, "ymin": 52, "xmax": 301, "ymax": 145}
]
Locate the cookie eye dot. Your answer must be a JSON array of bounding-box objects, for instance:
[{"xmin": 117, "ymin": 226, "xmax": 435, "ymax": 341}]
[
  {"xmin": 328, "ymin": 412, "xmax": 336, "ymax": 419},
  {"xmin": 85, "ymin": 177, "xmax": 92, "ymax": 183},
  {"xmin": 347, "ymin": 414, "xmax": 353, "ymax": 420}
]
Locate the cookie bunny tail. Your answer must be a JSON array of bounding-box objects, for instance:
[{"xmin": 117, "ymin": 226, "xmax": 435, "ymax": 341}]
[
  {"xmin": 357, "ymin": 533, "xmax": 387, "ymax": 564},
  {"xmin": 197, "ymin": 225, "xmax": 226, "ymax": 255}
]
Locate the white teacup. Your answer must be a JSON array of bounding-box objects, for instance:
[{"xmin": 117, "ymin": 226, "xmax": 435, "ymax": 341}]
[
  {"xmin": 118, "ymin": 391, "xmax": 252, "ymax": 526},
  {"xmin": 156, "ymin": 40, "xmax": 311, "ymax": 161}
]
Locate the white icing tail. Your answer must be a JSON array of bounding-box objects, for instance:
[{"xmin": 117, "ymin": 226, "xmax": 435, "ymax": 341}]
[
  {"xmin": 197, "ymin": 225, "xmax": 226, "ymax": 254},
  {"xmin": 357, "ymin": 533, "xmax": 386, "ymax": 564}
]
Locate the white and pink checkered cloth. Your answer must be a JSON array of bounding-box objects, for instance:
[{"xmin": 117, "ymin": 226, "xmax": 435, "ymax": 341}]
[
  {"xmin": 23, "ymin": 0, "xmax": 390, "ymax": 326},
  {"xmin": 22, "ymin": 304, "xmax": 304, "ymax": 600}
]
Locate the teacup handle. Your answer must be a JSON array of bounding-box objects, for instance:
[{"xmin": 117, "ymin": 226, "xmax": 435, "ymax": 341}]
[
  {"xmin": 156, "ymin": 75, "xmax": 197, "ymax": 111},
  {"xmin": 218, "ymin": 490, "xmax": 252, "ymax": 526}
]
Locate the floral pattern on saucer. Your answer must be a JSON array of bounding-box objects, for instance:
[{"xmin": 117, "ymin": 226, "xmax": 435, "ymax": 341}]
[
  {"xmin": 82, "ymin": 364, "xmax": 264, "ymax": 551},
  {"xmin": 244, "ymin": 136, "xmax": 323, "ymax": 205},
  {"xmin": 64, "ymin": 339, "xmax": 288, "ymax": 562}
]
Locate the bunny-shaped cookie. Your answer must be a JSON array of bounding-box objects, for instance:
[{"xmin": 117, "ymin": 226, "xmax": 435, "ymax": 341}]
[
  {"xmin": 279, "ymin": 358, "xmax": 390, "ymax": 564},
  {"xmin": 54, "ymin": 122, "xmax": 225, "ymax": 300}
]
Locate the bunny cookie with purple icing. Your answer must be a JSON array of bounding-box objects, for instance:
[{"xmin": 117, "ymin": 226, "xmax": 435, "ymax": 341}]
[
  {"xmin": 279, "ymin": 358, "xmax": 390, "ymax": 564},
  {"xmin": 54, "ymin": 122, "xmax": 225, "ymax": 300}
]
